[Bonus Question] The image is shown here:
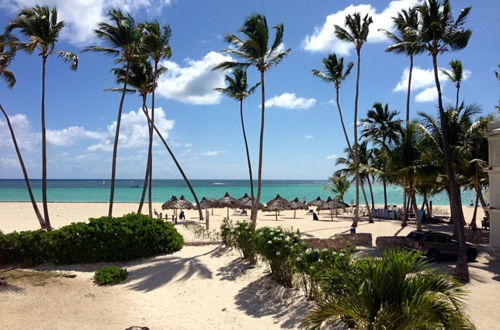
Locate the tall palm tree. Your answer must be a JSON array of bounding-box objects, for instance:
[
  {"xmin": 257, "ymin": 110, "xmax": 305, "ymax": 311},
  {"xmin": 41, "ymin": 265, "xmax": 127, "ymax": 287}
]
[
  {"xmin": 380, "ymin": 7, "xmax": 425, "ymax": 123},
  {"xmin": 7, "ymin": 6, "xmax": 78, "ymax": 230},
  {"xmin": 84, "ymin": 9, "xmax": 141, "ymax": 217},
  {"xmin": 334, "ymin": 12, "xmax": 373, "ymax": 228},
  {"xmin": 214, "ymin": 14, "xmax": 290, "ymax": 228},
  {"xmin": 441, "ymin": 59, "xmax": 464, "ymax": 110},
  {"xmin": 324, "ymin": 173, "xmax": 350, "ymax": 202},
  {"xmin": 417, "ymin": 0, "xmax": 472, "ymax": 282},
  {"xmin": 139, "ymin": 21, "xmax": 172, "ymax": 217},
  {"xmin": 303, "ymin": 250, "xmax": 475, "ymax": 329},
  {"xmin": 312, "ymin": 54, "xmax": 354, "ymax": 152},
  {"xmin": 215, "ymin": 69, "xmax": 259, "ymax": 199},
  {"xmin": 0, "ymin": 34, "xmax": 17, "ymax": 89},
  {"xmin": 361, "ymin": 103, "xmax": 401, "ymax": 209}
]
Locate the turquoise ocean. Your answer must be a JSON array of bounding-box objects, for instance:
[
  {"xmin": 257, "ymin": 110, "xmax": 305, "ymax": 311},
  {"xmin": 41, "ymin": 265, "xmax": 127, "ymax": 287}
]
[{"xmin": 0, "ymin": 179, "xmax": 478, "ymax": 206}]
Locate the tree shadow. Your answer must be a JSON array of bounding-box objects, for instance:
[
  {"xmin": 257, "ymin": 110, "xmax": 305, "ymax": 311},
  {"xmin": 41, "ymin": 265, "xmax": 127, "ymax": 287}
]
[
  {"xmin": 216, "ymin": 257, "xmax": 255, "ymax": 281},
  {"xmin": 125, "ymin": 247, "xmax": 216, "ymax": 292},
  {"xmin": 234, "ymin": 275, "xmax": 313, "ymax": 329}
]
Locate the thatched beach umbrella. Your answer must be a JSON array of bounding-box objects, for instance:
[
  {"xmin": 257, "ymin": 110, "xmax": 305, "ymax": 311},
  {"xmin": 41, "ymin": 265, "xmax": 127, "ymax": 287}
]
[
  {"xmin": 307, "ymin": 196, "xmax": 324, "ymax": 207},
  {"xmin": 264, "ymin": 194, "xmax": 290, "ymax": 221},
  {"xmin": 200, "ymin": 197, "xmax": 218, "ymax": 215},
  {"xmin": 317, "ymin": 196, "xmax": 345, "ymax": 221},
  {"xmin": 288, "ymin": 197, "xmax": 308, "ymax": 219},
  {"xmin": 238, "ymin": 193, "xmax": 264, "ymax": 210},
  {"xmin": 217, "ymin": 192, "xmax": 239, "ymax": 220}
]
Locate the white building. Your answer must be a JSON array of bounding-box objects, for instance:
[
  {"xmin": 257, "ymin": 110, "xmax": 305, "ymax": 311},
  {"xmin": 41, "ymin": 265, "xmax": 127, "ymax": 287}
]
[{"xmin": 488, "ymin": 119, "xmax": 500, "ymax": 247}]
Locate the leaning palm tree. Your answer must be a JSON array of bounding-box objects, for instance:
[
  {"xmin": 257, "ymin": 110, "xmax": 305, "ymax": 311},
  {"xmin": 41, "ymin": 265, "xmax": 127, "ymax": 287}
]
[
  {"xmin": 215, "ymin": 69, "xmax": 259, "ymax": 199},
  {"xmin": 361, "ymin": 103, "xmax": 401, "ymax": 209},
  {"xmin": 139, "ymin": 21, "xmax": 172, "ymax": 217},
  {"xmin": 303, "ymin": 249, "xmax": 475, "ymax": 329},
  {"xmin": 312, "ymin": 54, "xmax": 354, "ymax": 152},
  {"xmin": 380, "ymin": 7, "xmax": 425, "ymax": 123},
  {"xmin": 324, "ymin": 173, "xmax": 350, "ymax": 202},
  {"xmin": 7, "ymin": 6, "xmax": 78, "ymax": 230},
  {"xmin": 84, "ymin": 9, "xmax": 141, "ymax": 217},
  {"xmin": 214, "ymin": 14, "xmax": 290, "ymax": 229},
  {"xmin": 441, "ymin": 59, "xmax": 464, "ymax": 110},
  {"xmin": 417, "ymin": 0, "xmax": 472, "ymax": 282},
  {"xmin": 334, "ymin": 12, "xmax": 373, "ymax": 228}
]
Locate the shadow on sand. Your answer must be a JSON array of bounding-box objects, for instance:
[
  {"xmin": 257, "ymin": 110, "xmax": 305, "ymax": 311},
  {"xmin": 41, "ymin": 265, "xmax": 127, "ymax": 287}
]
[
  {"xmin": 216, "ymin": 257, "xmax": 255, "ymax": 281},
  {"xmin": 234, "ymin": 275, "xmax": 312, "ymax": 329}
]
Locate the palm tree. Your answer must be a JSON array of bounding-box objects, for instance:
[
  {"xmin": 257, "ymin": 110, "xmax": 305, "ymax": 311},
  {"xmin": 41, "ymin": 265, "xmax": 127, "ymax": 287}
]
[
  {"xmin": 139, "ymin": 21, "xmax": 172, "ymax": 217},
  {"xmin": 334, "ymin": 12, "xmax": 373, "ymax": 228},
  {"xmin": 7, "ymin": 6, "xmax": 78, "ymax": 230},
  {"xmin": 441, "ymin": 59, "xmax": 464, "ymax": 110},
  {"xmin": 214, "ymin": 14, "xmax": 290, "ymax": 228},
  {"xmin": 0, "ymin": 34, "xmax": 17, "ymax": 88},
  {"xmin": 84, "ymin": 9, "xmax": 141, "ymax": 217},
  {"xmin": 380, "ymin": 7, "xmax": 425, "ymax": 123},
  {"xmin": 417, "ymin": 0, "xmax": 472, "ymax": 282},
  {"xmin": 303, "ymin": 250, "xmax": 475, "ymax": 329},
  {"xmin": 312, "ymin": 54, "xmax": 354, "ymax": 152},
  {"xmin": 361, "ymin": 103, "xmax": 401, "ymax": 209},
  {"xmin": 215, "ymin": 68, "xmax": 259, "ymax": 199},
  {"xmin": 324, "ymin": 173, "xmax": 350, "ymax": 202}
]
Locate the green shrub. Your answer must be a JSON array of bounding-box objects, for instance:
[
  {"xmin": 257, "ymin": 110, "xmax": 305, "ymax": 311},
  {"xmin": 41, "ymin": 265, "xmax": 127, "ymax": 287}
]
[
  {"xmin": 94, "ymin": 266, "xmax": 128, "ymax": 285},
  {"xmin": 0, "ymin": 213, "xmax": 184, "ymax": 265},
  {"xmin": 295, "ymin": 247, "xmax": 352, "ymax": 299},
  {"xmin": 220, "ymin": 221, "xmax": 257, "ymax": 263},
  {"xmin": 255, "ymin": 227, "xmax": 306, "ymax": 286}
]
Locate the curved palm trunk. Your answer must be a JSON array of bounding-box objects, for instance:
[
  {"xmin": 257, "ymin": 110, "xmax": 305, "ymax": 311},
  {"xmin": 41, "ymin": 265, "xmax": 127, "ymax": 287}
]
[
  {"xmin": 141, "ymin": 107, "xmax": 204, "ymax": 220},
  {"xmin": 402, "ymin": 190, "xmax": 408, "ymax": 227},
  {"xmin": 361, "ymin": 179, "xmax": 373, "ymax": 223},
  {"xmin": 474, "ymin": 184, "xmax": 489, "ymax": 220},
  {"xmin": 239, "ymin": 99, "xmax": 254, "ymax": 199},
  {"xmin": 108, "ymin": 60, "xmax": 131, "ymax": 218},
  {"xmin": 352, "ymin": 48, "xmax": 361, "ymax": 228},
  {"xmin": 137, "ymin": 98, "xmax": 151, "ymax": 215},
  {"xmin": 335, "ymin": 87, "xmax": 353, "ymax": 151},
  {"xmin": 410, "ymin": 189, "xmax": 422, "ymax": 231},
  {"xmin": 367, "ymin": 176, "xmax": 375, "ymax": 209},
  {"xmin": 471, "ymin": 193, "xmax": 479, "ymax": 226},
  {"xmin": 41, "ymin": 56, "xmax": 51, "ymax": 230},
  {"xmin": 432, "ymin": 53, "xmax": 469, "ymax": 282},
  {"xmin": 148, "ymin": 61, "xmax": 159, "ymax": 218},
  {"xmin": 382, "ymin": 179, "xmax": 388, "ymax": 209},
  {"xmin": 406, "ymin": 55, "xmax": 414, "ymax": 123},
  {"xmin": 1, "ymin": 104, "xmax": 45, "ymax": 229},
  {"xmin": 250, "ymin": 70, "xmax": 266, "ymax": 229}
]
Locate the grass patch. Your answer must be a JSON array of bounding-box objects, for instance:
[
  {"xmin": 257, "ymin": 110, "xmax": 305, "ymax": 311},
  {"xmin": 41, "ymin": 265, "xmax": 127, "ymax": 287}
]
[{"xmin": 0, "ymin": 268, "xmax": 75, "ymax": 286}]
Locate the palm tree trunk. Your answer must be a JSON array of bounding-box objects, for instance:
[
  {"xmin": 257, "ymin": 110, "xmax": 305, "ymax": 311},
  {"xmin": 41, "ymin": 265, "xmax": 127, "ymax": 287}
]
[
  {"xmin": 1, "ymin": 104, "xmax": 45, "ymax": 229},
  {"xmin": 137, "ymin": 98, "xmax": 150, "ymax": 215},
  {"xmin": 402, "ymin": 190, "xmax": 408, "ymax": 227},
  {"xmin": 455, "ymin": 84, "xmax": 460, "ymax": 111},
  {"xmin": 108, "ymin": 60, "xmax": 130, "ymax": 218},
  {"xmin": 240, "ymin": 99, "xmax": 254, "ymax": 199},
  {"xmin": 250, "ymin": 70, "xmax": 266, "ymax": 229},
  {"xmin": 410, "ymin": 189, "xmax": 422, "ymax": 231},
  {"xmin": 367, "ymin": 176, "xmax": 375, "ymax": 209},
  {"xmin": 432, "ymin": 53, "xmax": 469, "ymax": 282},
  {"xmin": 361, "ymin": 179, "xmax": 373, "ymax": 223},
  {"xmin": 474, "ymin": 184, "xmax": 489, "ymax": 220},
  {"xmin": 352, "ymin": 48, "xmax": 361, "ymax": 228},
  {"xmin": 141, "ymin": 107, "xmax": 204, "ymax": 220},
  {"xmin": 41, "ymin": 56, "xmax": 51, "ymax": 230},
  {"xmin": 471, "ymin": 193, "xmax": 479, "ymax": 226},
  {"xmin": 382, "ymin": 179, "xmax": 388, "ymax": 209},
  {"xmin": 406, "ymin": 55, "xmax": 414, "ymax": 123},
  {"xmin": 148, "ymin": 61, "xmax": 159, "ymax": 218},
  {"xmin": 335, "ymin": 87, "xmax": 353, "ymax": 151}
]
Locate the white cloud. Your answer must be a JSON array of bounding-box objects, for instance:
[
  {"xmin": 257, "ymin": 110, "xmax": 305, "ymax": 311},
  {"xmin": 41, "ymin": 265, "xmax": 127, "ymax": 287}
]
[
  {"xmin": 0, "ymin": 0, "xmax": 172, "ymax": 45},
  {"xmin": 200, "ymin": 150, "xmax": 224, "ymax": 157},
  {"xmin": 302, "ymin": 0, "xmax": 419, "ymax": 54},
  {"xmin": 87, "ymin": 107, "xmax": 174, "ymax": 151},
  {"xmin": 393, "ymin": 66, "xmax": 471, "ymax": 102},
  {"xmin": 266, "ymin": 93, "xmax": 316, "ymax": 110},
  {"xmin": 156, "ymin": 51, "xmax": 234, "ymax": 105},
  {"xmin": 47, "ymin": 126, "xmax": 104, "ymax": 146},
  {"xmin": 0, "ymin": 113, "xmax": 38, "ymax": 151},
  {"xmin": 304, "ymin": 135, "xmax": 314, "ymax": 140},
  {"xmin": 326, "ymin": 154, "xmax": 337, "ymax": 160}
]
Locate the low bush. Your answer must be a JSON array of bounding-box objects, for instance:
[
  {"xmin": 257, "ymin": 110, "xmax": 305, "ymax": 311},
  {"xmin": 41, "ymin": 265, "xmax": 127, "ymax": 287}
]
[
  {"xmin": 220, "ymin": 221, "xmax": 257, "ymax": 263},
  {"xmin": 255, "ymin": 227, "xmax": 306, "ymax": 287},
  {"xmin": 94, "ymin": 266, "xmax": 128, "ymax": 285},
  {"xmin": 0, "ymin": 213, "xmax": 184, "ymax": 265}
]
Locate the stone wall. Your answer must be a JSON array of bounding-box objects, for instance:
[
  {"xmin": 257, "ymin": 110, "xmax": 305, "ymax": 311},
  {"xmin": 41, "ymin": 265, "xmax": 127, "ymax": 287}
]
[
  {"xmin": 302, "ymin": 233, "xmax": 372, "ymax": 250},
  {"xmin": 375, "ymin": 236, "xmax": 406, "ymax": 251}
]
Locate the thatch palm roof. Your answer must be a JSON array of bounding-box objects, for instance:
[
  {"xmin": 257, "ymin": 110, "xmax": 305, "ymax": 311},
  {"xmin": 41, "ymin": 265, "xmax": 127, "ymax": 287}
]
[{"xmin": 307, "ymin": 196, "xmax": 324, "ymax": 207}]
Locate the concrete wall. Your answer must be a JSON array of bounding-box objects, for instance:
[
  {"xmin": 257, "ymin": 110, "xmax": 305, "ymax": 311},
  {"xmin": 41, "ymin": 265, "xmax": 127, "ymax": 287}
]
[{"xmin": 488, "ymin": 120, "xmax": 500, "ymax": 248}]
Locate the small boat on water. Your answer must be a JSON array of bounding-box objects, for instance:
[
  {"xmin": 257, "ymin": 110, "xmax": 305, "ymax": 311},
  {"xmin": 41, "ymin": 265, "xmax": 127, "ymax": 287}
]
[{"xmin": 130, "ymin": 185, "xmax": 142, "ymax": 188}]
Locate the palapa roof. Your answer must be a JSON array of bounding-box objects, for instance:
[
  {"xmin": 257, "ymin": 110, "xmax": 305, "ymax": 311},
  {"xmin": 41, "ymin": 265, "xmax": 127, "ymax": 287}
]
[
  {"xmin": 162, "ymin": 195, "xmax": 194, "ymax": 210},
  {"xmin": 264, "ymin": 194, "xmax": 290, "ymax": 211},
  {"xmin": 217, "ymin": 192, "xmax": 239, "ymax": 208},
  {"xmin": 307, "ymin": 196, "xmax": 324, "ymax": 207},
  {"xmin": 288, "ymin": 197, "xmax": 308, "ymax": 210},
  {"xmin": 199, "ymin": 197, "xmax": 217, "ymax": 209},
  {"xmin": 316, "ymin": 196, "xmax": 346, "ymax": 210}
]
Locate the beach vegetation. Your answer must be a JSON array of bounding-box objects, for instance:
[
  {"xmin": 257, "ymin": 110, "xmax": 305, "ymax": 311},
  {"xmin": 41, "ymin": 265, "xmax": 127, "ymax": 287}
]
[
  {"xmin": 94, "ymin": 266, "xmax": 128, "ymax": 285},
  {"xmin": 220, "ymin": 220, "xmax": 258, "ymax": 263}
]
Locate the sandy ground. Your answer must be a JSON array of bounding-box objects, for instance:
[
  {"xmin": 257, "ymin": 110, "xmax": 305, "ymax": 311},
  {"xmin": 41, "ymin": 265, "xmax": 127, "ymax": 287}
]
[{"xmin": 0, "ymin": 202, "xmax": 498, "ymax": 329}]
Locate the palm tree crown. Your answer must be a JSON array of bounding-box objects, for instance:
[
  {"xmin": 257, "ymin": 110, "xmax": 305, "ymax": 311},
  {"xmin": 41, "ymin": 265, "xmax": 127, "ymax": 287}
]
[
  {"xmin": 311, "ymin": 54, "xmax": 353, "ymax": 89},
  {"xmin": 361, "ymin": 103, "xmax": 402, "ymax": 146},
  {"xmin": 139, "ymin": 21, "xmax": 172, "ymax": 63},
  {"xmin": 334, "ymin": 12, "xmax": 373, "ymax": 51},
  {"xmin": 215, "ymin": 68, "xmax": 259, "ymax": 101},
  {"xmin": 380, "ymin": 7, "xmax": 425, "ymax": 57},
  {"xmin": 441, "ymin": 59, "xmax": 463, "ymax": 88},
  {"xmin": 0, "ymin": 34, "xmax": 18, "ymax": 88}
]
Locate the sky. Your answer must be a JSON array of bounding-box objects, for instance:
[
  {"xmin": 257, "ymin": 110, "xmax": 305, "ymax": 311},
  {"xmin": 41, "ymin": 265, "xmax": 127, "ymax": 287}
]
[{"xmin": 0, "ymin": 0, "xmax": 498, "ymax": 180}]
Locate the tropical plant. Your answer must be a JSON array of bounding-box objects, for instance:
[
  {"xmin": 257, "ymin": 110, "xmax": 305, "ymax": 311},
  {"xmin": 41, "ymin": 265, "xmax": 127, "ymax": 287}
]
[
  {"xmin": 361, "ymin": 102, "xmax": 401, "ymax": 208},
  {"xmin": 441, "ymin": 59, "xmax": 464, "ymax": 110},
  {"xmin": 6, "ymin": 5, "xmax": 79, "ymax": 229},
  {"xmin": 324, "ymin": 173, "xmax": 350, "ymax": 202},
  {"xmin": 334, "ymin": 12, "xmax": 373, "ymax": 228},
  {"xmin": 303, "ymin": 249, "xmax": 475, "ymax": 329},
  {"xmin": 83, "ymin": 9, "xmax": 141, "ymax": 217},
  {"xmin": 416, "ymin": 0, "xmax": 472, "ymax": 282},
  {"xmin": 215, "ymin": 68, "xmax": 259, "ymax": 199},
  {"xmin": 214, "ymin": 14, "xmax": 290, "ymax": 229},
  {"xmin": 312, "ymin": 54, "xmax": 354, "ymax": 152},
  {"xmin": 380, "ymin": 6, "xmax": 425, "ymax": 123},
  {"xmin": 94, "ymin": 266, "xmax": 128, "ymax": 285},
  {"xmin": 138, "ymin": 21, "xmax": 172, "ymax": 217}
]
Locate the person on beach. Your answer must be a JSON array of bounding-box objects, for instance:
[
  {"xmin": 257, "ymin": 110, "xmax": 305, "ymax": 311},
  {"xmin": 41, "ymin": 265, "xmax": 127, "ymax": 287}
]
[
  {"xmin": 179, "ymin": 211, "xmax": 185, "ymax": 220},
  {"xmin": 312, "ymin": 212, "xmax": 319, "ymax": 221}
]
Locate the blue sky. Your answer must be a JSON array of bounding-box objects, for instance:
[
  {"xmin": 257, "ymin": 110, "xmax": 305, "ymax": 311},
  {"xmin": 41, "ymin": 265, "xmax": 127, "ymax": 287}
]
[{"xmin": 0, "ymin": 0, "xmax": 498, "ymax": 180}]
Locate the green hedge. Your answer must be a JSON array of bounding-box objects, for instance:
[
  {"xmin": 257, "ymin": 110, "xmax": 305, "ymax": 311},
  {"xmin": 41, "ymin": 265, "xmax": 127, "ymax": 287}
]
[
  {"xmin": 94, "ymin": 266, "xmax": 128, "ymax": 285},
  {"xmin": 0, "ymin": 213, "xmax": 184, "ymax": 265}
]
